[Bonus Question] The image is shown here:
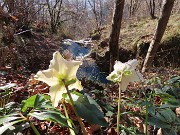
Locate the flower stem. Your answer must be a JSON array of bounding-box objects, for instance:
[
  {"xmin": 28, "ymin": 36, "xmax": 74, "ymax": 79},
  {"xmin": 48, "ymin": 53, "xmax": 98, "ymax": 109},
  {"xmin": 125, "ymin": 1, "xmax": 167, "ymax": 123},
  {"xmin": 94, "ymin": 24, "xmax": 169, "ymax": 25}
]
[
  {"xmin": 63, "ymin": 81, "xmax": 88, "ymax": 135},
  {"xmin": 62, "ymin": 100, "xmax": 76, "ymax": 135},
  {"xmin": 117, "ymin": 82, "xmax": 122, "ymax": 134},
  {"xmin": 29, "ymin": 121, "xmax": 40, "ymax": 135}
]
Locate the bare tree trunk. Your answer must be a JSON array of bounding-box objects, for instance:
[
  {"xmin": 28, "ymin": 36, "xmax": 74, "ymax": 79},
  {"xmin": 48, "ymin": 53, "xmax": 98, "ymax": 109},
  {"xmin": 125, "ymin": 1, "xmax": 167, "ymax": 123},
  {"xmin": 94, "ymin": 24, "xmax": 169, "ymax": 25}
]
[
  {"xmin": 142, "ymin": 0, "xmax": 175, "ymax": 72},
  {"xmin": 145, "ymin": 0, "xmax": 156, "ymax": 19},
  {"xmin": 46, "ymin": 0, "xmax": 63, "ymax": 34},
  {"xmin": 129, "ymin": 0, "xmax": 140, "ymax": 17},
  {"xmin": 109, "ymin": 0, "xmax": 125, "ymax": 72},
  {"xmin": 88, "ymin": 0, "xmax": 100, "ymax": 30}
]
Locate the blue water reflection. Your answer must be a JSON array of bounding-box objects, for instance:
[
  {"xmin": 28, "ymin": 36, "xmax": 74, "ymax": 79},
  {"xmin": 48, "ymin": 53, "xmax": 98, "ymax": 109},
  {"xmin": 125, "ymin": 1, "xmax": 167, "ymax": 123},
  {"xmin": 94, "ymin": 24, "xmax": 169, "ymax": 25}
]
[{"xmin": 60, "ymin": 40, "xmax": 108, "ymax": 84}]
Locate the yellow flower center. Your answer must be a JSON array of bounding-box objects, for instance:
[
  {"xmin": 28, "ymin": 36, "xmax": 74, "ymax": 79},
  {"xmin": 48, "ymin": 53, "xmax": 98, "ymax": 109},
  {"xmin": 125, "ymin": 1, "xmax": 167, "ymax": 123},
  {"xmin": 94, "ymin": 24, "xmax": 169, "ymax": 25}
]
[
  {"xmin": 58, "ymin": 74, "xmax": 77, "ymax": 86},
  {"xmin": 123, "ymin": 70, "xmax": 132, "ymax": 76},
  {"xmin": 58, "ymin": 74, "xmax": 66, "ymax": 85}
]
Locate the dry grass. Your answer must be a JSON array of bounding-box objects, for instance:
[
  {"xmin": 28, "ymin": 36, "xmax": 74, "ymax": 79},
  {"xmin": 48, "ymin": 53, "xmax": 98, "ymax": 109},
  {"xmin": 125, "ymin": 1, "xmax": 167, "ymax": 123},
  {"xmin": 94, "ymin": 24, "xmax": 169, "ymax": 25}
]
[{"xmin": 101, "ymin": 14, "xmax": 180, "ymax": 50}]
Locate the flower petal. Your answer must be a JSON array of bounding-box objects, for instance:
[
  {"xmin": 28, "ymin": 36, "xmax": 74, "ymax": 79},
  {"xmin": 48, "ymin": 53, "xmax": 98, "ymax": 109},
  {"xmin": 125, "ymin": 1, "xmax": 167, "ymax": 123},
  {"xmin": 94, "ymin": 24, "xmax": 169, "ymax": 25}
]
[
  {"xmin": 114, "ymin": 61, "xmax": 126, "ymax": 71},
  {"xmin": 50, "ymin": 51, "xmax": 82, "ymax": 80},
  {"xmin": 49, "ymin": 51, "xmax": 66, "ymax": 73},
  {"xmin": 133, "ymin": 70, "xmax": 144, "ymax": 82},
  {"xmin": 126, "ymin": 59, "xmax": 138, "ymax": 70},
  {"xmin": 121, "ymin": 75, "xmax": 130, "ymax": 91},
  {"xmin": 106, "ymin": 70, "xmax": 120, "ymax": 82},
  {"xmin": 69, "ymin": 79, "xmax": 83, "ymax": 90},
  {"xmin": 63, "ymin": 60, "xmax": 82, "ymax": 79},
  {"xmin": 49, "ymin": 84, "xmax": 66, "ymax": 107},
  {"xmin": 127, "ymin": 59, "xmax": 138, "ymax": 67},
  {"xmin": 35, "ymin": 69, "xmax": 58, "ymax": 86},
  {"xmin": 121, "ymin": 69, "xmax": 144, "ymax": 91}
]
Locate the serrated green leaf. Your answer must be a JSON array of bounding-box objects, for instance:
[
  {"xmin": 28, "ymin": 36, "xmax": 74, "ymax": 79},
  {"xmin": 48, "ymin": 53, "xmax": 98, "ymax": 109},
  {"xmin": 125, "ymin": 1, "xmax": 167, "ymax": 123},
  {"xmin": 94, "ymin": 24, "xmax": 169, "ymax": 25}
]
[
  {"xmin": 148, "ymin": 117, "xmax": 171, "ymax": 128},
  {"xmin": 154, "ymin": 112, "xmax": 167, "ymax": 123},
  {"xmin": 159, "ymin": 109, "xmax": 176, "ymax": 123},
  {"xmin": 160, "ymin": 103, "xmax": 180, "ymax": 108},
  {"xmin": 74, "ymin": 95, "xmax": 108, "ymax": 127},
  {"xmin": 34, "ymin": 94, "xmax": 45, "ymax": 108},
  {"xmin": 148, "ymin": 105, "xmax": 156, "ymax": 115}
]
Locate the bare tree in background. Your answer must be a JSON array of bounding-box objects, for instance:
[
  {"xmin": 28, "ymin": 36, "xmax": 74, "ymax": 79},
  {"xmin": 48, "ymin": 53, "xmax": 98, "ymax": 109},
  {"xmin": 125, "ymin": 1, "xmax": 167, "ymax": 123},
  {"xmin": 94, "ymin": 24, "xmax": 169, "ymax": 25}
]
[
  {"xmin": 46, "ymin": 0, "xmax": 63, "ymax": 33},
  {"xmin": 145, "ymin": 0, "xmax": 156, "ymax": 19},
  {"xmin": 128, "ymin": 0, "xmax": 140, "ymax": 17},
  {"xmin": 109, "ymin": 0, "xmax": 125, "ymax": 72},
  {"xmin": 87, "ymin": 0, "xmax": 105, "ymax": 31},
  {"xmin": 142, "ymin": 0, "xmax": 175, "ymax": 72}
]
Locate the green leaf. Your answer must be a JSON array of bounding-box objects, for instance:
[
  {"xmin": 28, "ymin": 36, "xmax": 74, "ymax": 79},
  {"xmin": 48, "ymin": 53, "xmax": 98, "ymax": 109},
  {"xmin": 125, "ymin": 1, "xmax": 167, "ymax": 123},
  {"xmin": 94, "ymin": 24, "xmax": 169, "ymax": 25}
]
[
  {"xmin": 160, "ymin": 98, "xmax": 180, "ymax": 108},
  {"xmin": 34, "ymin": 94, "xmax": 51, "ymax": 108},
  {"xmin": 29, "ymin": 110, "xmax": 69, "ymax": 127},
  {"xmin": 86, "ymin": 95, "xmax": 101, "ymax": 109},
  {"xmin": 21, "ymin": 94, "xmax": 52, "ymax": 112},
  {"xmin": 163, "ymin": 129, "xmax": 178, "ymax": 135},
  {"xmin": 148, "ymin": 117, "xmax": 171, "ymax": 129},
  {"xmin": 0, "ymin": 119, "xmax": 24, "ymax": 134},
  {"xmin": 105, "ymin": 111, "xmax": 114, "ymax": 117},
  {"xmin": 62, "ymin": 91, "xmax": 83, "ymax": 103},
  {"xmin": 149, "ymin": 108, "xmax": 177, "ymax": 129},
  {"xmin": 158, "ymin": 109, "xmax": 176, "ymax": 123},
  {"xmin": 0, "ymin": 116, "xmax": 21, "ymax": 125},
  {"xmin": 155, "ymin": 112, "xmax": 167, "ymax": 123},
  {"xmin": 120, "ymin": 125, "xmax": 136, "ymax": 134},
  {"xmin": 21, "ymin": 95, "xmax": 36, "ymax": 112},
  {"xmin": 148, "ymin": 105, "xmax": 156, "ymax": 115},
  {"xmin": 74, "ymin": 95, "xmax": 108, "ymax": 127},
  {"xmin": 169, "ymin": 129, "xmax": 178, "ymax": 135},
  {"xmin": 167, "ymin": 76, "xmax": 180, "ymax": 84}
]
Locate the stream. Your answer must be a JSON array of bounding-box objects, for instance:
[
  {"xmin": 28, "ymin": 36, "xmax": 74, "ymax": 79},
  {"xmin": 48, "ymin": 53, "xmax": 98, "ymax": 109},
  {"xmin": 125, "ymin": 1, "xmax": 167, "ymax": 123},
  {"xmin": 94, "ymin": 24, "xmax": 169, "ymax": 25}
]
[{"xmin": 59, "ymin": 39, "xmax": 109, "ymax": 84}]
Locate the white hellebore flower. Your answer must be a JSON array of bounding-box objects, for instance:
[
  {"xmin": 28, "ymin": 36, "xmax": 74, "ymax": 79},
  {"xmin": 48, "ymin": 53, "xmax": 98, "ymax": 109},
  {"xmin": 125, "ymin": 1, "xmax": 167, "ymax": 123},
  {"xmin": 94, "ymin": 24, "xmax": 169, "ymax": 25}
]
[
  {"xmin": 35, "ymin": 51, "xmax": 83, "ymax": 107},
  {"xmin": 106, "ymin": 59, "xmax": 144, "ymax": 91}
]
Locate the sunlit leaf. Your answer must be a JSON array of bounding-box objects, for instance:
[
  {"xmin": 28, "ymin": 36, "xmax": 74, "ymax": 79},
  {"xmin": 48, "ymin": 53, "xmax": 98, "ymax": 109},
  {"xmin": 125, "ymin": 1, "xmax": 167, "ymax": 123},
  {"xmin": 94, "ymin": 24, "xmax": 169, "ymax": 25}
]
[
  {"xmin": 0, "ymin": 116, "xmax": 21, "ymax": 125},
  {"xmin": 21, "ymin": 94, "xmax": 52, "ymax": 112}
]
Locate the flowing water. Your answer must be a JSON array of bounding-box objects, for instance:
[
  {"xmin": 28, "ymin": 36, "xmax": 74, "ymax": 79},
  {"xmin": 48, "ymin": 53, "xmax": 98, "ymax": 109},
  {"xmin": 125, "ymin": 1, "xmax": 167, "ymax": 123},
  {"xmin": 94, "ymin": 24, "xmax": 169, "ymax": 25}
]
[{"xmin": 60, "ymin": 39, "xmax": 108, "ymax": 84}]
